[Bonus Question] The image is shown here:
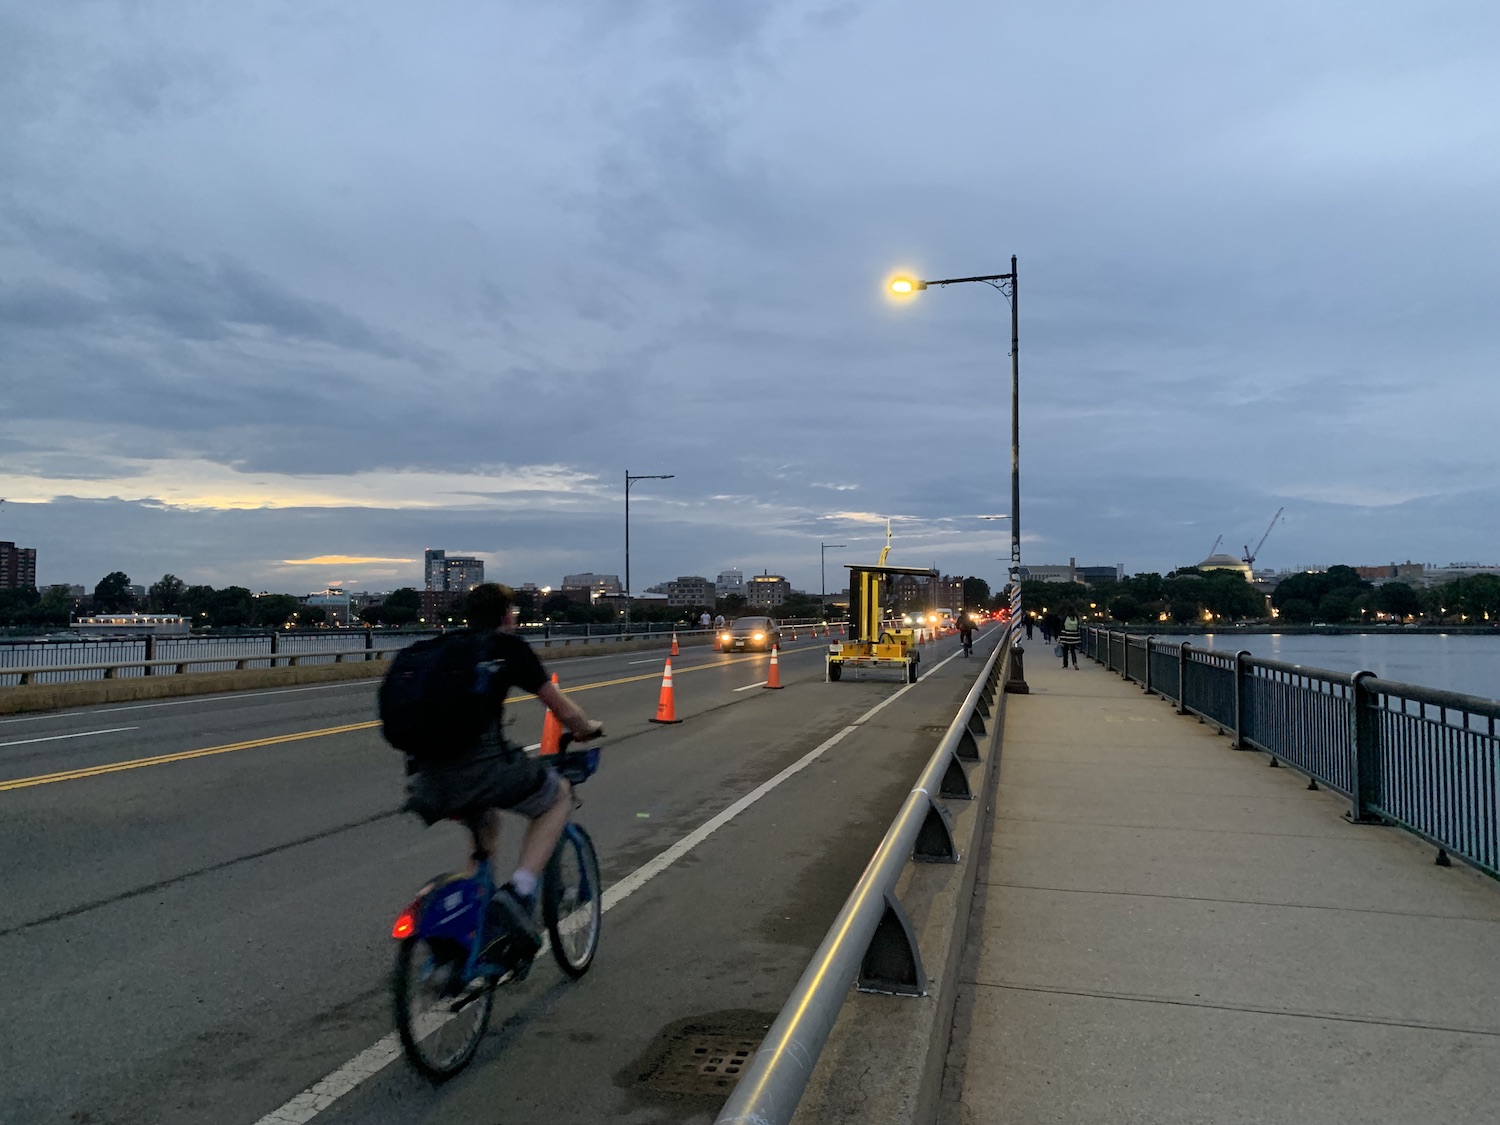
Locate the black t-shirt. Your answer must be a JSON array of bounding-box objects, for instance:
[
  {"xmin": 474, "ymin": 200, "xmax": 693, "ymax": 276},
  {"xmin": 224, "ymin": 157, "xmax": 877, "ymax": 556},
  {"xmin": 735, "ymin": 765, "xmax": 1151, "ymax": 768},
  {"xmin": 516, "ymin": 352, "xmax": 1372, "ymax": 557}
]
[{"xmin": 475, "ymin": 631, "xmax": 549, "ymax": 727}]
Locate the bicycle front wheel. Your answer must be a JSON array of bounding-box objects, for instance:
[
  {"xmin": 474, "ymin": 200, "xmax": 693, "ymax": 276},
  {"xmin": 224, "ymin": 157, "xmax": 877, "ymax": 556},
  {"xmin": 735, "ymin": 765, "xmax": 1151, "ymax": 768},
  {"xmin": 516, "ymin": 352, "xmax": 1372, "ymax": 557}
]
[
  {"xmin": 393, "ymin": 936, "xmax": 495, "ymax": 1081},
  {"xmin": 544, "ymin": 823, "xmax": 602, "ymax": 978}
]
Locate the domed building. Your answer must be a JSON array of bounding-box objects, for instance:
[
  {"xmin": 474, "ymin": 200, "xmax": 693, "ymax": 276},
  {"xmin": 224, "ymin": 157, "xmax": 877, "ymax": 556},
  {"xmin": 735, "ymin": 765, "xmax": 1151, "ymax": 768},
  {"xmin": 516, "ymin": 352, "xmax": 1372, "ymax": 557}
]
[{"xmin": 1195, "ymin": 552, "xmax": 1253, "ymax": 580}]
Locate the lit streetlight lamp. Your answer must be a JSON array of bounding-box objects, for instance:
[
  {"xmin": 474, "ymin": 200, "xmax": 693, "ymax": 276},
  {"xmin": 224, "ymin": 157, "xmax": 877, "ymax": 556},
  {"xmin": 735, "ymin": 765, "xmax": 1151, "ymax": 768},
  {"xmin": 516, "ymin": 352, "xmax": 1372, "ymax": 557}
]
[
  {"xmin": 624, "ymin": 471, "xmax": 674, "ymax": 632},
  {"xmin": 890, "ymin": 258, "xmax": 1028, "ymax": 692}
]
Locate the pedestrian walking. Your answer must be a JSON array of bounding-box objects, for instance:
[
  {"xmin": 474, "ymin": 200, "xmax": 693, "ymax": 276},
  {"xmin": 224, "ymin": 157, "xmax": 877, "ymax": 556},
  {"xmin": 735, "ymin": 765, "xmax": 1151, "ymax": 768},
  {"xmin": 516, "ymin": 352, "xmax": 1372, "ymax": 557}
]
[
  {"xmin": 1059, "ymin": 609, "xmax": 1081, "ymax": 669},
  {"xmin": 1024, "ymin": 614, "xmax": 1034, "ymax": 641}
]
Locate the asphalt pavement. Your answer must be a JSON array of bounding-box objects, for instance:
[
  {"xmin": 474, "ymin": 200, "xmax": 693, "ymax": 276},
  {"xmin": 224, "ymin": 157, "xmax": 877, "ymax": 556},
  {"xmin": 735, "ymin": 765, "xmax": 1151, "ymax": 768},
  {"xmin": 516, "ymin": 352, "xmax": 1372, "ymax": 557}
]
[{"xmin": 0, "ymin": 628, "xmax": 997, "ymax": 1125}]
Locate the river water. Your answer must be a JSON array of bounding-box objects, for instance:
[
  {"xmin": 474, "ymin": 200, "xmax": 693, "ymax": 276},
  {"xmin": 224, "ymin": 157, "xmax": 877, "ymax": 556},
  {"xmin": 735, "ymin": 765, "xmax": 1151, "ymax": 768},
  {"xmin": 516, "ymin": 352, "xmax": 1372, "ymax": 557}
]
[{"xmin": 1195, "ymin": 632, "xmax": 1500, "ymax": 703}]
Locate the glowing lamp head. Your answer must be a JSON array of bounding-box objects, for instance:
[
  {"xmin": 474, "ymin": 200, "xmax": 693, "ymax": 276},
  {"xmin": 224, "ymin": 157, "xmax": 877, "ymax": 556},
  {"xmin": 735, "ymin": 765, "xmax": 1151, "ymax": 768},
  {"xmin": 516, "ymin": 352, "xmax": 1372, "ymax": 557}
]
[{"xmin": 888, "ymin": 276, "xmax": 926, "ymax": 296}]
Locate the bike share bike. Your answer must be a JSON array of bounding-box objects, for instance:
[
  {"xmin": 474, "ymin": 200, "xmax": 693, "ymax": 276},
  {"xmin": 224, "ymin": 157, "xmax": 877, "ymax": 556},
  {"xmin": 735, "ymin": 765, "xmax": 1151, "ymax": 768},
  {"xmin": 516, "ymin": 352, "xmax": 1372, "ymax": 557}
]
[{"xmin": 390, "ymin": 733, "xmax": 603, "ymax": 1079}]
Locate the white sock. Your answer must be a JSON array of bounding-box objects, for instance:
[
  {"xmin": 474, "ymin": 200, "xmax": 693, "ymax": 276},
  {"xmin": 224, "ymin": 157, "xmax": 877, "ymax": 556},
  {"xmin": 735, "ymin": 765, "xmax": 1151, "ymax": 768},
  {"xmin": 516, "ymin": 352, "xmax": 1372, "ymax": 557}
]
[{"xmin": 510, "ymin": 868, "xmax": 538, "ymax": 898}]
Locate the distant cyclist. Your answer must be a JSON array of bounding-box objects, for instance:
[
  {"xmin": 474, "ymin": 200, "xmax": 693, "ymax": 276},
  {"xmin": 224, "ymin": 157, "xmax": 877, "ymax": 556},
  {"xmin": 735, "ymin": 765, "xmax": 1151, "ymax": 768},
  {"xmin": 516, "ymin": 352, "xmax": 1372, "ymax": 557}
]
[
  {"xmin": 403, "ymin": 583, "xmax": 603, "ymax": 959},
  {"xmin": 957, "ymin": 612, "xmax": 976, "ymax": 656}
]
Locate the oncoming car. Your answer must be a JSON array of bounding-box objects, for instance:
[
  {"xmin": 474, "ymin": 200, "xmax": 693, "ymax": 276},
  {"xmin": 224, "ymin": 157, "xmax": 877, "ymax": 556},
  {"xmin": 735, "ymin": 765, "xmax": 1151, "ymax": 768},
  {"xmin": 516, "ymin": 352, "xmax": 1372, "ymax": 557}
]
[{"xmin": 719, "ymin": 615, "xmax": 780, "ymax": 652}]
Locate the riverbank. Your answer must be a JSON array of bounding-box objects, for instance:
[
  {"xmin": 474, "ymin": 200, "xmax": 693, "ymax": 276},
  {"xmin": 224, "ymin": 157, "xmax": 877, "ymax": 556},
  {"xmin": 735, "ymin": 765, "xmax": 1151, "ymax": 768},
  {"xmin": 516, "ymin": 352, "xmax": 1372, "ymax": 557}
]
[{"xmin": 1094, "ymin": 623, "xmax": 1498, "ymax": 636}]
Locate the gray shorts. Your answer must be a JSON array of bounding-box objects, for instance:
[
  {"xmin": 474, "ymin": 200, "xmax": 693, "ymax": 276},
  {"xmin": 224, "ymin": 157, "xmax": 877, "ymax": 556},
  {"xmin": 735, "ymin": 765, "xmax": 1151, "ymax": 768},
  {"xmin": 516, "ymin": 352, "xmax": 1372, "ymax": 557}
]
[{"xmin": 406, "ymin": 748, "xmax": 564, "ymax": 825}]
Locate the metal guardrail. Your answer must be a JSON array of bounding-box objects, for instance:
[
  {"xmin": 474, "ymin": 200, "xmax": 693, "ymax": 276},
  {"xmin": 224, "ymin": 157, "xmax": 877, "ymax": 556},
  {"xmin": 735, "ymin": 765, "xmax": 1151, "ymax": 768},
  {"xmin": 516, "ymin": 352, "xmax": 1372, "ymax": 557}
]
[
  {"xmin": 715, "ymin": 624, "xmax": 1013, "ymax": 1125},
  {"xmin": 0, "ymin": 622, "xmax": 822, "ymax": 687},
  {"xmin": 1085, "ymin": 626, "xmax": 1500, "ymax": 879}
]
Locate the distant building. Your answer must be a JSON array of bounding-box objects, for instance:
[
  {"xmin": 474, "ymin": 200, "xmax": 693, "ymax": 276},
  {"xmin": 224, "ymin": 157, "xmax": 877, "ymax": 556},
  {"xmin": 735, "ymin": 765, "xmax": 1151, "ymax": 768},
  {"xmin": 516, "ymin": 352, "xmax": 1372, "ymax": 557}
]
[
  {"xmin": 1020, "ymin": 560, "xmax": 1080, "ymax": 584},
  {"xmin": 0, "ymin": 542, "xmax": 37, "ymax": 590},
  {"xmin": 424, "ymin": 548, "xmax": 484, "ymax": 593},
  {"xmin": 419, "ymin": 589, "xmax": 462, "ymax": 623},
  {"xmin": 562, "ymin": 572, "xmax": 622, "ymax": 599},
  {"xmin": 936, "ymin": 574, "xmax": 965, "ymax": 610},
  {"xmin": 715, "ymin": 569, "xmax": 745, "ymax": 596},
  {"xmin": 1077, "ymin": 564, "xmax": 1125, "ymax": 584},
  {"xmin": 666, "ymin": 576, "xmax": 715, "ymax": 608},
  {"xmin": 1195, "ymin": 553, "xmax": 1253, "ymax": 581},
  {"xmin": 889, "ymin": 574, "xmax": 932, "ymax": 612},
  {"xmin": 747, "ymin": 573, "xmax": 791, "ymax": 610},
  {"xmin": 303, "ymin": 590, "xmax": 352, "ymax": 627}
]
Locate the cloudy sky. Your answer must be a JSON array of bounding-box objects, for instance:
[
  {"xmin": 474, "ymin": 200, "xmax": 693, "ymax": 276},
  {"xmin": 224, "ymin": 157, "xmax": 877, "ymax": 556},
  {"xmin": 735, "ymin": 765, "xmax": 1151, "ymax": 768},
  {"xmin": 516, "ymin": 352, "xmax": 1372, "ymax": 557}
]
[{"xmin": 2, "ymin": 1, "xmax": 1496, "ymax": 597}]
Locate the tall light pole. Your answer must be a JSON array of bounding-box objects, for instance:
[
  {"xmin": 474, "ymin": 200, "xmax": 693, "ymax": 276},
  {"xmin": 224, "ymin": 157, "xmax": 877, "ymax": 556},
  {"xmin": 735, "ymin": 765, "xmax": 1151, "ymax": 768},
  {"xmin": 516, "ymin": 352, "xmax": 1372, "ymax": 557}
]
[
  {"xmin": 890, "ymin": 258, "xmax": 1028, "ymax": 692},
  {"xmin": 820, "ymin": 543, "xmax": 845, "ymax": 611},
  {"xmin": 625, "ymin": 471, "xmax": 673, "ymax": 632}
]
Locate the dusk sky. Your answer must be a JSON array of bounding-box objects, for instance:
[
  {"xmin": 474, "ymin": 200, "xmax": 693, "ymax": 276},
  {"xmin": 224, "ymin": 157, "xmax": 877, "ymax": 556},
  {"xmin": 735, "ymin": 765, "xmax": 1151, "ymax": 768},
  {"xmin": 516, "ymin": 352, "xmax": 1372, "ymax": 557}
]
[{"xmin": 2, "ymin": 1, "xmax": 1496, "ymax": 597}]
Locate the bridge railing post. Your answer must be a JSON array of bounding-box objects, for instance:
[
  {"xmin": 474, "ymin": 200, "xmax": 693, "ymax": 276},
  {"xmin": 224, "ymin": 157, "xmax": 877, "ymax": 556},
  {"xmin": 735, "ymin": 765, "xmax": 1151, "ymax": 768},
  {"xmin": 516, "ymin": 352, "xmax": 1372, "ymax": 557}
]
[
  {"xmin": 1177, "ymin": 641, "xmax": 1191, "ymax": 715},
  {"xmin": 1232, "ymin": 650, "xmax": 1250, "ymax": 748},
  {"xmin": 1348, "ymin": 670, "xmax": 1383, "ymax": 823},
  {"xmin": 1143, "ymin": 636, "xmax": 1153, "ymax": 695}
]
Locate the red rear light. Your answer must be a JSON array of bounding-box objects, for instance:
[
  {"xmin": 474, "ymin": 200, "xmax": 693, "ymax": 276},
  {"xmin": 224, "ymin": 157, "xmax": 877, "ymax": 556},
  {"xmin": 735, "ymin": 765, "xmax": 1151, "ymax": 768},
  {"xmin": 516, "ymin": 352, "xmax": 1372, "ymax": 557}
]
[{"xmin": 392, "ymin": 908, "xmax": 416, "ymax": 940}]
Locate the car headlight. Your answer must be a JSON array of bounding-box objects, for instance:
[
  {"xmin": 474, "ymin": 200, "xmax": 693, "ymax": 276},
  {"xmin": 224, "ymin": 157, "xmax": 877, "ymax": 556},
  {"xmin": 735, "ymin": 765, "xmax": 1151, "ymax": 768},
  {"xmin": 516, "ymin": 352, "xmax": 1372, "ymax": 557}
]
[
  {"xmin": 720, "ymin": 633, "xmax": 731, "ymax": 642},
  {"xmin": 753, "ymin": 632, "xmax": 764, "ymax": 641}
]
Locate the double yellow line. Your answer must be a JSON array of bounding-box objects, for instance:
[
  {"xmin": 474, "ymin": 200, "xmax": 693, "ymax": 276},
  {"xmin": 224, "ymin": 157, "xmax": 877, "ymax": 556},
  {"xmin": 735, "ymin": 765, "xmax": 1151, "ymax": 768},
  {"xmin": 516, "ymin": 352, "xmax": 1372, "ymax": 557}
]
[{"xmin": 0, "ymin": 646, "xmax": 815, "ymax": 794}]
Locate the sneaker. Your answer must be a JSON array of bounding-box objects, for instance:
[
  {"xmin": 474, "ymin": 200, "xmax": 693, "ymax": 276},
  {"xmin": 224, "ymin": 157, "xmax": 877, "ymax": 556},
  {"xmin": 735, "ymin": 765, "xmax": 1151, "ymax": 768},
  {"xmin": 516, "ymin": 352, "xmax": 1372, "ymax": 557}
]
[{"xmin": 482, "ymin": 884, "xmax": 541, "ymax": 962}]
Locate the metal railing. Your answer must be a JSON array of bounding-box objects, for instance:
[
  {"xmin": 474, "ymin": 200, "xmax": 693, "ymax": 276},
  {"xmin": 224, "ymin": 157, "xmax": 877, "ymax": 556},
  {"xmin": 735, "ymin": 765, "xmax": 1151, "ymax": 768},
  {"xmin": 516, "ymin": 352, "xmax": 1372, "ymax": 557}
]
[
  {"xmin": 1085, "ymin": 627, "xmax": 1500, "ymax": 878},
  {"xmin": 0, "ymin": 621, "xmax": 819, "ymax": 687},
  {"xmin": 715, "ymin": 624, "xmax": 1013, "ymax": 1125}
]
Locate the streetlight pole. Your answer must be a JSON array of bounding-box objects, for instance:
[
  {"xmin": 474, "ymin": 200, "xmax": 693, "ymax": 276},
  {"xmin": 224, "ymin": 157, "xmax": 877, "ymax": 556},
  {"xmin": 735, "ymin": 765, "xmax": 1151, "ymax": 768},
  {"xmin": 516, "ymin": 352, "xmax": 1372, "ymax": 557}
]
[
  {"xmin": 820, "ymin": 543, "xmax": 845, "ymax": 611},
  {"xmin": 890, "ymin": 258, "xmax": 1028, "ymax": 692},
  {"xmin": 624, "ymin": 471, "xmax": 674, "ymax": 633}
]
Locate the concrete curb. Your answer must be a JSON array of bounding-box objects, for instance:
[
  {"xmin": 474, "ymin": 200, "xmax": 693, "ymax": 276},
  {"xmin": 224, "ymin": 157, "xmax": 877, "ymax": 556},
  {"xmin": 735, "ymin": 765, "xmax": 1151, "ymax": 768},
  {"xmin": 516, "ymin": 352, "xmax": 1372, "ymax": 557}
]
[
  {"xmin": 0, "ymin": 633, "xmax": 717, "ymax": 716},
  {"xmin": 788, "ymin": 647, "xmax": 1011, "ymax": 1125}
]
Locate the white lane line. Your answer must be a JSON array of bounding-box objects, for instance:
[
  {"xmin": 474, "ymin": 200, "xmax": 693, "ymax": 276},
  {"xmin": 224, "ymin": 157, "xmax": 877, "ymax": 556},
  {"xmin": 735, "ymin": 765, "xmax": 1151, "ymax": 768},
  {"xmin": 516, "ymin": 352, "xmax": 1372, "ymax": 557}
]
[
  {"xmin": 626, "ymin": 659, "xmax": 658, "ymax": 665},
  {"xmin": 733, "ymin": 681, "xmax": 768, "ymax": 692},
  {"xmin": 0, "ymin": 726, "xmax": 138, "ymax": 749},
  {"xmin": 251, "ymin": 649, "xmax": 971, "ymax": 1125}
]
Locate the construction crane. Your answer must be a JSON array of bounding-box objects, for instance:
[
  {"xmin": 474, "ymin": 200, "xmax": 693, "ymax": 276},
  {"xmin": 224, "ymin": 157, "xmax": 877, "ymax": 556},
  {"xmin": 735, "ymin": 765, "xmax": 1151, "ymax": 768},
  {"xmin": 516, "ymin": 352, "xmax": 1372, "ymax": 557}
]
[
  {"xmin": 1207, "ymin": 534, "xmax": 1223, "ymax": 557},
  {"xmin": 1242, "ymin": 507, "xmax": 1284, "ymax": 571}
]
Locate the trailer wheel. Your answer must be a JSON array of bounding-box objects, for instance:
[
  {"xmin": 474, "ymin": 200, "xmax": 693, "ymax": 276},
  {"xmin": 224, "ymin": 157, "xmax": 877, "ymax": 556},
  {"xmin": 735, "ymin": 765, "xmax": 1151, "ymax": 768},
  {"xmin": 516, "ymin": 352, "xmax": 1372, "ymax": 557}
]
[
  {"xmin": 907, "ymin": 660, "xmax": 919, "ymax": 683},
  {"xmin": 828, "ymin": 661, "xmax": 842, "ymax": 682}
]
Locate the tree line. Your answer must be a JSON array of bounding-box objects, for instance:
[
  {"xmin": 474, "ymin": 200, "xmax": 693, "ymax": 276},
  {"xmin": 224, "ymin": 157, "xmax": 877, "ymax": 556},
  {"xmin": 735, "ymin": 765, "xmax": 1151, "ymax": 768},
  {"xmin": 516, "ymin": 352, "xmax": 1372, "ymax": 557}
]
[{"xmin": 1021, "ymin": 566, "xmax": 1500, "ymax": 627}]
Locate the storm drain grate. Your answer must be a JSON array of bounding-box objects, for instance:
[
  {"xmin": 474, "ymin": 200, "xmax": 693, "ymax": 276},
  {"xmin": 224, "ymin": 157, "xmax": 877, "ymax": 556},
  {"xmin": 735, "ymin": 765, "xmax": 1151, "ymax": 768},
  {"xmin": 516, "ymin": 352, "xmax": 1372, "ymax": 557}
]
[{"xmin": 647, "ymin": 1035, "xmax": 757, "ymax": 1093}]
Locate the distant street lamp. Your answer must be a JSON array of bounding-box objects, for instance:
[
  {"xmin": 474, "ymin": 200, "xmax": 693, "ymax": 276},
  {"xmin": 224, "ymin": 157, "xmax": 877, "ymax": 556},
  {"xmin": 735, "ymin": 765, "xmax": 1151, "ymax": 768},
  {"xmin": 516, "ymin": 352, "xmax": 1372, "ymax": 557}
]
[
  {"xmin": 820, "ymin": 543, "xmax": 846, "ymax": 609},
  {"xmin": 890, "ymin": 258, "xmax": 1027, "ymax": 692},
  {"xmin": 625, "ymin": 471, "xmax": 674, "ymax": 631}
]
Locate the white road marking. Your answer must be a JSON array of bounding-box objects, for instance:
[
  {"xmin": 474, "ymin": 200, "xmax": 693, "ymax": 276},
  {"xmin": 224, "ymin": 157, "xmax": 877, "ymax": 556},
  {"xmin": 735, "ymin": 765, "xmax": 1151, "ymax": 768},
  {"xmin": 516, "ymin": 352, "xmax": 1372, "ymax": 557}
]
[
  {"xmin": 626, "ymin": 659, "xmax": 658, "ymax": 665},
  {"xmin": 733, "ymin": 681, "xmax": 768, "ymax": 692},
  {"xmin": 250, "ymin": 643, "xmax": 970, "ymax": 1125},
  {"xmin": 0, "ymin": 726, "xmax": 138, "ymax": 748}
]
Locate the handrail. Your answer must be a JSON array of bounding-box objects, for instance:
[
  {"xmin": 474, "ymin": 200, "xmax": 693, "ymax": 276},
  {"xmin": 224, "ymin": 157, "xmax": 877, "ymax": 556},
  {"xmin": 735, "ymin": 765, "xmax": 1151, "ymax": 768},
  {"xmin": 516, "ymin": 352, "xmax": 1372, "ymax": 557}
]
[
  {"xmin": 715, "ymin": 624, "xmax": 1011, "ymax": 1125},
  {"xmin": 1083, "ymin": 625, "xmax": 1499, "ymax": 877}
]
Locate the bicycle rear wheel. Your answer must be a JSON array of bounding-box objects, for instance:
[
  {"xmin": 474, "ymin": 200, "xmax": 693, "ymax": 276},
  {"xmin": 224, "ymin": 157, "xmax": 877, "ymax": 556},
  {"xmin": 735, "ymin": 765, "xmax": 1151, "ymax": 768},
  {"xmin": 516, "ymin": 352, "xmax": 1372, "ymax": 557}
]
[
  {"xmin": 544, "ymin": 823, "xmax": 602, "ymax": 978},
  {"xmin": 393, "ymin": 936, "xmax": 495, "ymax": 1080}
]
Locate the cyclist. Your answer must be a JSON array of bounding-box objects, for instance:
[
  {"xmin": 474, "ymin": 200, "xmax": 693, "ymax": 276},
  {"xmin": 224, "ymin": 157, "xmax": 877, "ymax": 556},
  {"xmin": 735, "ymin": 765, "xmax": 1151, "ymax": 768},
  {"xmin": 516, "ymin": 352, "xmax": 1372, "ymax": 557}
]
[
  {"xmin": 404, "ymin": 582, "xmax": 603, "ymax": 960},
  {"xmin": 957, "ymin": 611, "xmax": 976, "ymax": 656}
]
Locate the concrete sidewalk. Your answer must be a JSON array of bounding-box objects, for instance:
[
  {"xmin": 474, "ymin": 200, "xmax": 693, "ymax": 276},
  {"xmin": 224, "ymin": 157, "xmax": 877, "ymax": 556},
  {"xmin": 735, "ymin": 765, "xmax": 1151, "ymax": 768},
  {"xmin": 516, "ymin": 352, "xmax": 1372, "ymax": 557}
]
[{"xmin": 938, "ymin": 653, "xmax": 1500, "ymax": 1124}]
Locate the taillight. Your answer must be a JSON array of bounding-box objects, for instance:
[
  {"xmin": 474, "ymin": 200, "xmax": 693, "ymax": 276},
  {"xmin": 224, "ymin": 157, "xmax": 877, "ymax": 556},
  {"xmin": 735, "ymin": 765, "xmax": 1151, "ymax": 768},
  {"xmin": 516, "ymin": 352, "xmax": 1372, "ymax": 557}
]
[{"xmin": 392, "ymin": 905, "xmax": 418, "ymax": 940}]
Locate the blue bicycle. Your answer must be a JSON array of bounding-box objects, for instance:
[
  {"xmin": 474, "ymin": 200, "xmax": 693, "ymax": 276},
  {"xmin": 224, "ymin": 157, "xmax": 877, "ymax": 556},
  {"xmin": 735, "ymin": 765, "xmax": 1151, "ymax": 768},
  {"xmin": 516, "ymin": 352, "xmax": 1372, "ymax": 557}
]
[{"xmin": 391, "ymin": 736, "xmax": 603, "ymax": 1080}]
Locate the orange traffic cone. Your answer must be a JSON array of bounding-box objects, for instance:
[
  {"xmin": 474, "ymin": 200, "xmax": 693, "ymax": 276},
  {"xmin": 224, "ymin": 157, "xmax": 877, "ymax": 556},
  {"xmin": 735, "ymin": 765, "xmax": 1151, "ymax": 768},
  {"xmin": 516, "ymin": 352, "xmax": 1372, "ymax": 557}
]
[
  {"xmin": 765, "ymin": 644, "xmax": 783, "ymax": 689},
  {"xmin": 671, "ymin": 631, "xmax": 679, "ymax": 656},
  {"xmin": 650, "ymin": 659, "xmax": 682, "ymax": 724},
  {"xmin": 539, "ymin": 674, "xmax": 563, "ymax": 754},
  {"xmin": 841, "ymin": 623, "xmax": 847, "ymax": 637}
]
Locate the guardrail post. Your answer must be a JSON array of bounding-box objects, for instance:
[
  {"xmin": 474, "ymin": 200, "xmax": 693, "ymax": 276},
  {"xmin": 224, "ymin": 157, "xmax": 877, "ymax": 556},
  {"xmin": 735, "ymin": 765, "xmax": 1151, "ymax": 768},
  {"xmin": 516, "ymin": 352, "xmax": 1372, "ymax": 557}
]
[
  {"xmin": 913, "ymin": 795, "xmax": 958, "ymax": 863},
  {"xmin": 1347, "ymin": 670, "xmax": 1383, "ymax": 823},
  {"xmin": 940, "ymin": 752, "xmax": 973, "ymax": 799},
  {"xmin": 1232, "ymin": 650, "xmax": 1251, "ymax": 748},
  {"xmin": 857, "ymin": 889, "xmax": 927, "ymax": 996},
  {"xmin": 270, "ymin": 632, "xmax": 280, "ymax": 667},
  {"xmin": 365, "ymin": 628, "xmax": 373, "ymax": 661},
  {"xmin": 1143, "ymin": 636, "xmax": 1153, "ymax": 694},
  {"xmin": 144, "ymin": 635, "xmax": 156, "ymax": 677},
  {"xmin": 1177, "ymin": 642, "xmax": 1190, "ymax": 715}
]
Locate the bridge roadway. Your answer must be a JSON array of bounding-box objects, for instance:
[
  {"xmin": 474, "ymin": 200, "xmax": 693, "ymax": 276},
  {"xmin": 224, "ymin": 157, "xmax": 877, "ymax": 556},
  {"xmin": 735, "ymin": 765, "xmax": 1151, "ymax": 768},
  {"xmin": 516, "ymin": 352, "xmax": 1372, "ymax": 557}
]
[{"xmin": 0, "ymin": 629, "xmax": 991, "ymax": 1125}]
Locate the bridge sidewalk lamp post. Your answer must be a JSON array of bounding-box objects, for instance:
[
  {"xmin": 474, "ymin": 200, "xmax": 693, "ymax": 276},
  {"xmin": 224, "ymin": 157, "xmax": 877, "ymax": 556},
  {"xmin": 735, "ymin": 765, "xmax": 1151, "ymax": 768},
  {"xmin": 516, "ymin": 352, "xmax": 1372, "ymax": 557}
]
[
  {"xmin": 625, "ymin": 471, "xmax": 674, "ymax": 632},
  {"xmin": 820, "ymin": 542, "xmax": 845, "ymax": 612},
  {"xmin": 891, "ymin": 258, "xmax": 1028, "ymax": 692}
]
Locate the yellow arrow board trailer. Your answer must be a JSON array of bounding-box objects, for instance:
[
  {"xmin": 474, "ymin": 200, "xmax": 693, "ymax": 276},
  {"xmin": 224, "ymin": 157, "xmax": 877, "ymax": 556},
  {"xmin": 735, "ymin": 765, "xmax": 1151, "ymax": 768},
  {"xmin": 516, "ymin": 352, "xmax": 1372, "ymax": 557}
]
[{"xmin": 827, "ymin": 564, "xmax": 938, "ymax": 683}]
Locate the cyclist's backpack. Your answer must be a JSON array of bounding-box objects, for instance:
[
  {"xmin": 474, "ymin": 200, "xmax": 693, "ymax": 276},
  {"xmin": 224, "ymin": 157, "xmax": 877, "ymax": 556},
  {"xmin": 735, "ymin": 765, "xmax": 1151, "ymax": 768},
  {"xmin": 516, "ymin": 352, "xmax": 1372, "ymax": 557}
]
[{"xmin": 378, "ymin": 631, "xmax": 490, "ymax": 760}]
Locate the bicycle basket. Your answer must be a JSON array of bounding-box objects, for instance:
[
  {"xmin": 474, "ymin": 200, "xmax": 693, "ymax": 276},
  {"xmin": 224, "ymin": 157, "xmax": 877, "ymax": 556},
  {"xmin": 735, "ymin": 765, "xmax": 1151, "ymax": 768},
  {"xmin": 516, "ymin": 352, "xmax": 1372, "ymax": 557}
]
[{"xmin": 554, "ymin": 746, "xmax": 600, "ymax": 785}]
